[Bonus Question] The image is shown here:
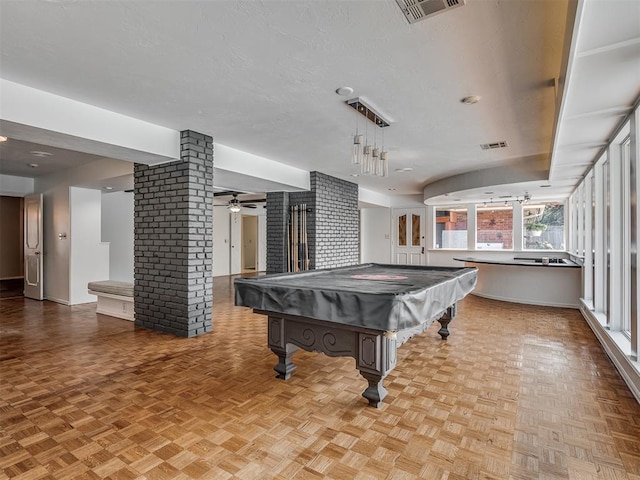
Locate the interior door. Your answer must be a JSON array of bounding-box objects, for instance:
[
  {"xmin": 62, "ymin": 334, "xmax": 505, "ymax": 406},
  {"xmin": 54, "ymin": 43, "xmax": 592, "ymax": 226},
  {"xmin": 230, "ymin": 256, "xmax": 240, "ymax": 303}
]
[
  {"xmin": 393, "ymin": 208, "xmax": 425, "ymax": 265},
  {"xmin": 24, "ymin": 193, "xmax": 44, "ymax": 300}
]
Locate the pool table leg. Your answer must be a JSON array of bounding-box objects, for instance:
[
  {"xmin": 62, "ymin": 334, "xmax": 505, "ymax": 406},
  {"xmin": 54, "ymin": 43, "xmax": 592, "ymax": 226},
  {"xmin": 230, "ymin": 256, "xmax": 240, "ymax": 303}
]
[
  {"xmin": 271, "ymin": 343, "xmax": 298, "ymax": 380},
  {"xmin": 359, "ymin": 371, "xmax": 388, "ymax": 408},
  {"xmin": 268, "ymin": 316, "xmax": 298, "ymax": 380},
  {"xmin": 437, "ymin": 304, "xmax": 457, "ymax": 340}
]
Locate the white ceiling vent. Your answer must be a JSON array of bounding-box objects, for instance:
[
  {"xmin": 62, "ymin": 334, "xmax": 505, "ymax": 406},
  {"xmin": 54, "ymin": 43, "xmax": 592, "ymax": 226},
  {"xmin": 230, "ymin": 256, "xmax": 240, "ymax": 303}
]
[
  {"xmin": 480, "ymin": 141, "xmax": 508, "ymax": 150},
  {"xmin": 395, "ymin": 0, "xmax": 466, "ymax": 24}
]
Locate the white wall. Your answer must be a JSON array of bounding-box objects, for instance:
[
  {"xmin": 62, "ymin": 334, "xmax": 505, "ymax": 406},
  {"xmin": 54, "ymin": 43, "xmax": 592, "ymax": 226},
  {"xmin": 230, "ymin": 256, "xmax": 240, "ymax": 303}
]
[
  {"xmin": 258, "ymin": 214, "xmax": 266, "ymax": 272},
  {"xmin": 0, "ymin": 174, "xmax": 34, "ymax": 197},
  {"xmin": 101, "ymin": 191, "xmax": 134, "ymax": 283},
  {"xmin": 213, "ymin": 207, "xmax": 231, "ymax": 276},
  {"xmin": 2, "ymin": 79, "xmax": 180, "ymax": 164},
  {"xmin": 360, "ymin": 207, "xmax": 392, "ymax": 264},
  {"xmin": 36, "ymin": 158, "xmax": 133, "ymax": 304},
  {"xmin": 43, "ymin": 186, "xmax": 70, "ymax": 304},
  {"xmin": 70, "ymin": 187, "xmax": 109, "ymax": 304},
  {"xmin": 230, "ymin": 211, "xmax": 242, "ymax": 274}
]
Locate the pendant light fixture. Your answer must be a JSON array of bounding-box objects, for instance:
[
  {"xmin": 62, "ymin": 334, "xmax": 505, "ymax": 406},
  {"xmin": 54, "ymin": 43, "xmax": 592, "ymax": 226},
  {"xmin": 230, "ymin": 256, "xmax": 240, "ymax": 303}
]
[{"xmin": 347, "ymin": 98, "xmax": 390, "ymax": 177}]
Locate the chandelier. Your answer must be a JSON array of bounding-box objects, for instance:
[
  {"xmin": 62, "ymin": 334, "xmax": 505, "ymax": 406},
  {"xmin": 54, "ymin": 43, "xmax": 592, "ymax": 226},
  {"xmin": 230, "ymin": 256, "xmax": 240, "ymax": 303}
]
[{"xmin": 348, "ymin": 98, "xmax": 390, "ymax": 177}]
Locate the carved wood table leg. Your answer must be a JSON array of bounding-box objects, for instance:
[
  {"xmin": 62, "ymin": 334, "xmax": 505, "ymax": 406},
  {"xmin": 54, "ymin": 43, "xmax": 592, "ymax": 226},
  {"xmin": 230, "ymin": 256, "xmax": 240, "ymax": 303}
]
[
  {"xmin": 268, "ymin": 316, "xmax": 298, "ymax": 379},
  {"xmin": 271, "ymin": 343, "xmax": 298, "ymax": 380},
  {"xmin": 356, "ymin": 331, "xmax": 397, "ymax": 408},
  {"xmin": 437, "ymin": 303, "xmax": 457, "ymax": 340},
  {"xmin": 359, "ymin": 371, "xmax": 388, "ymax": 408}
]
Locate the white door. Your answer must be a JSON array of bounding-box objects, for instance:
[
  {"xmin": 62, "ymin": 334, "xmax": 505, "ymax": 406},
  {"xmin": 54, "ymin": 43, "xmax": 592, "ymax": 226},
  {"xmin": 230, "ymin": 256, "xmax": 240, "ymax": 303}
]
[
  {"xmin": 393, "ymin": 208, "xmax": 425, "ymax": 265},
  {"xmin": 24, "ymin": 194, "xmax": 44, "ymax": 300}
]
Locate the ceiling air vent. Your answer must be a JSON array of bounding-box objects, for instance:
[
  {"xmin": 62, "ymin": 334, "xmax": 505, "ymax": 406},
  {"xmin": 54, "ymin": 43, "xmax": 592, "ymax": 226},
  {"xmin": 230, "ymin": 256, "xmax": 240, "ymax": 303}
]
[
  {"xmin": 395, "ymin": 0, "xmax": 466, "ymax": 24},
  {"xmin": 480, "ymin": 141, "xmax": 508, "ymax": 150}
]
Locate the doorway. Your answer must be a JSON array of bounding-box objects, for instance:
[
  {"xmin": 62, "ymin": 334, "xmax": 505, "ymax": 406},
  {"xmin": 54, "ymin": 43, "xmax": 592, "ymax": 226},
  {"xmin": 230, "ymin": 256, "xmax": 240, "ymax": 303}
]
[
  {"xmin": 241, "ymin": 215, "xmax": 258, "ymax": 272},
  {"xmin": 393, "ymin": 208, "xmax": 426, "ymax": 265},
  {"xmin": 0, "ymin": 196, "xmax": 24, "ymax": 299}
]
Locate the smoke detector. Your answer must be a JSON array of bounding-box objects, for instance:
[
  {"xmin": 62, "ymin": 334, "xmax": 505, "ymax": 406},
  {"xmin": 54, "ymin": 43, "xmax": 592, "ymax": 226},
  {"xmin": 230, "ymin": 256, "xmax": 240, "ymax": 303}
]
[{"xmin": 395, "ymin": 0, "xmax": 466, "ymax": 24}]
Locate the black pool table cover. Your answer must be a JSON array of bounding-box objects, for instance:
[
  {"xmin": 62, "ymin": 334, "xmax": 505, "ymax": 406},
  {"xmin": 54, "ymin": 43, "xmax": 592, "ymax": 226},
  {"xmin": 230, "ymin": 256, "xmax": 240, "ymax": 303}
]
[{"xmin": 234, "ymin": 264, "xmax": 478, "ymax": 331}]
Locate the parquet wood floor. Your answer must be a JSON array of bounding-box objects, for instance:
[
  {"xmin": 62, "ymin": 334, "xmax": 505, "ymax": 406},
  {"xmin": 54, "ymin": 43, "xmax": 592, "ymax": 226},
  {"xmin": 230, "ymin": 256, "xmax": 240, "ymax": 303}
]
[{"xmin": 1, "ymin": 276, "xmax": 639, "ymax": 480}]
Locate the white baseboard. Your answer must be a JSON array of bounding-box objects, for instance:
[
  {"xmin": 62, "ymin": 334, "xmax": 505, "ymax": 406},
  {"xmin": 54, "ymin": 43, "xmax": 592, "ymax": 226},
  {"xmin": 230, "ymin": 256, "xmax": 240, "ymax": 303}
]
[
  {"xmin": 580, "ymin": 299, "xmax": 640, "ymax": 404},
  {"xmin": 471, "ymin": 292, "xmax": 579, "ymax": 309},
  {"xmin": 44, "ymin": 296, "xmax": 70, "ymax": 306}
]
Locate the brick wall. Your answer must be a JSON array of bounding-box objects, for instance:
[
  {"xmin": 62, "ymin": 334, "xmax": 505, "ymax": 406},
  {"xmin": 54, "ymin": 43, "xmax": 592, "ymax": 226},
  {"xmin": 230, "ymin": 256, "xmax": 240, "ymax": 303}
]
[
  {"xmin": 266, "ymin": 172, "xmax": 359, "ymax": 273},
  {"xmin": 477, "ymin": 208, "xmax": 513, "ymax": 248},
  {"xmin": 133, "ymin": 130, "xmax": 213, "ymax": 337},
  {"xmin": 266, "ymin": 191, "xmax": 290, "ymax": 274},
  {"xmin": 311, "ymin": 172, "xmax": 359, "ymax": 269}
]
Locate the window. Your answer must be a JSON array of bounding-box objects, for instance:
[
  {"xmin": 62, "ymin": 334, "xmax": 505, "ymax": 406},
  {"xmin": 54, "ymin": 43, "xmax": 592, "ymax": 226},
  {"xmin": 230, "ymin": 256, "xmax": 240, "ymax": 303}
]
[
  {"xmin": 476, "ymin": 205, "xmax": 513, "ymax": 249},
  {"xmin": 623, "ymin": 137, "xmax": 632, "ymax": 337},
  {"xmin": 398, "ymin": 214, "xmax": 407, "ymax": 246},
  {"xmin": 412, "ymin": 214, "xmax": 421, "ymax": 246},
  {"xmin": 523, "ymin": 202, "xmax": 565, "ymax": 250},
  {"xmin": 434, "ymin": 207, "xmax": 467, "ymax": 249}
]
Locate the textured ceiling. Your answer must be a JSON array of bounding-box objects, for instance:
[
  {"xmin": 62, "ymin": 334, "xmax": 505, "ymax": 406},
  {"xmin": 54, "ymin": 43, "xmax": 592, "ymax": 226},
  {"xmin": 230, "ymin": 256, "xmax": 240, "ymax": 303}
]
[{"xmin": 0, "ymin": 0, "xmax": 637, "ymax": 204}]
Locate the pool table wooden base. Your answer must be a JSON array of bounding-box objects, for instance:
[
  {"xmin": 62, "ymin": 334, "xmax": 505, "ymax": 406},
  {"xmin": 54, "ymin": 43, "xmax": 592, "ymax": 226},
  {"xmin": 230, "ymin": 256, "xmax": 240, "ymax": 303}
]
[{"xmin": 260, "ymin": 305, "xmax": 457, "ymax": 408}]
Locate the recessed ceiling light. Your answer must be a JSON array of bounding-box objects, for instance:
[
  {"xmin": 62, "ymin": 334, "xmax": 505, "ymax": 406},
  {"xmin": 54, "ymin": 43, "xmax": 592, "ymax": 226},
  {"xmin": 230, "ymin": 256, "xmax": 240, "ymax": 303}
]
[
  {"xmin": 28, "ymin": 163, "xmax": 39, "ymax": 168},
  {"xmin": 461, "ymin": 95, "xmax": 481, "ymax": 105},
  {"xmin": 484, "ymin": 191, "xmax": 494, "ymax": 195},
  {"xmin": 103, "ymin": 186, "xmax": 113, "ymax": 190},
  {"xmin": 335, "ymin": 86, "xmax": 354, "ymax": 97},
  {"xmin": 350, "ymin": 173, "xmax": 359, "ymax": 177},
  {"xmin": 540, "ymin": 184, "xmax": 552, "ymax": 188},
  {"xmin": 394, "ymin": 167, "xmax": 413, "ymax": 173},
  {"xmin": 31, "ymin": 151, "xmax": 52, "ymax": 157},
  {"xmin": 0, "ymin": 136, "xmax": 7, "ymax": 142}
]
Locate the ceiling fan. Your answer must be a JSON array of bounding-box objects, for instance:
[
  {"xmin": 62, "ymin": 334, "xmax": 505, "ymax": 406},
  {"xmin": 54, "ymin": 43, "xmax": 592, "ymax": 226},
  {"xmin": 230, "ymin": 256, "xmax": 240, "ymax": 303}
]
[{"xmin": 213, "ymin": 191, "xmax": 263, "ymax": 211}]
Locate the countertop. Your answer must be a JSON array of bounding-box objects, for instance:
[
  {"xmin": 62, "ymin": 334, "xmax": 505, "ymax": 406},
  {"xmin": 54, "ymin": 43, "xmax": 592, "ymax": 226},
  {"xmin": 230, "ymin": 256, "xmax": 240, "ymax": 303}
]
[{"xmin": 453, "ymin": 256, "xmax": 581, "ymax": 268}]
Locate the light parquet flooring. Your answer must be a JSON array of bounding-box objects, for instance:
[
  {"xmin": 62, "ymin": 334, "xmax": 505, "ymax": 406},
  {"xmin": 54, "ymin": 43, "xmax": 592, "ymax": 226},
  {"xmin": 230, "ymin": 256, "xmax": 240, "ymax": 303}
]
[{"xmin": 1, "ymin": 276, "xmax": 639, "ymax": 480}]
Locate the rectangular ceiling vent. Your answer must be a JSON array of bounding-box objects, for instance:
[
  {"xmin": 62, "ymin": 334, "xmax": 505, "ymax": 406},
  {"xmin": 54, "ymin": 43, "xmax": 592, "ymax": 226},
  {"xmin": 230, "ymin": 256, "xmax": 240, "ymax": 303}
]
[
  {"xmin": 395, "ymin": 0, "xmax": 466, "ymax": 24},
  {"xmin": 480, "ymin": 141, "xmax": 508, "ymax": 150}
]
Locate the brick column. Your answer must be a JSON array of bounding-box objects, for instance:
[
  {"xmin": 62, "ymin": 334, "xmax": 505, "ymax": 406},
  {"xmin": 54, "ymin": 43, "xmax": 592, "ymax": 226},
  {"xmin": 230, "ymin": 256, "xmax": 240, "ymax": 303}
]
[
  {"xmin": 266, "ymin": 172, "xmax": 358, "ymax": 274},
  {"xmin": 266, "ymin": 191, "xmax": 290, "ymax": 274},
  {"xmin": 133, "ymin": 130, "xmax": 213, "ymax": 337},
  {"xmin": 310, "ymin": 172, "xmax": 359, "ymax": 269}
]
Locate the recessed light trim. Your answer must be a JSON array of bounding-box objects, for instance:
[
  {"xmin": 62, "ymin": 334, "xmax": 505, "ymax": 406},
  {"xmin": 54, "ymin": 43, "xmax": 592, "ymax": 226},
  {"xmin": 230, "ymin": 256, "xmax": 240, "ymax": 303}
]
[
  {"xmin": 30, "ymin": 151, "xmax": 53, "ymax": 157},
  {"xmin": 461, "ymin": 95, "xmax": 481, "ymax": 105},
  {"xmin": 335, "ymin": 86, "xmax": 354, "ymax": 97},
  {"xmin": 394, "ymin": 167, "xmax": 413, "ymax": 173},
  {"xmin": 540, "ymin": 184, "xmax": 552, "ymax": 188},
  {"xmin": 28, "ymin": 163, "xmax": 39, "ymax": 168},
  {"xmin": 484, "ymin": 191, "xmax": 494, "ymax": 195},
  {"xmin": 0, "ymin": 136, "xmax": 7, "ymax": 142},
  {"xmin": 103, "ymin": 186, "xmax": 113, "ymax": 190}
]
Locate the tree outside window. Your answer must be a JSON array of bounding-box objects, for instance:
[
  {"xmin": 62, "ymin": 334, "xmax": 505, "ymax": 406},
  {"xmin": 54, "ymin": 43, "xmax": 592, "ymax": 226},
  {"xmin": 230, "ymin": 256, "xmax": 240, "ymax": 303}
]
[{"xmin": 523, "ymin": 202, "xmax": 565, "ymax": 250}]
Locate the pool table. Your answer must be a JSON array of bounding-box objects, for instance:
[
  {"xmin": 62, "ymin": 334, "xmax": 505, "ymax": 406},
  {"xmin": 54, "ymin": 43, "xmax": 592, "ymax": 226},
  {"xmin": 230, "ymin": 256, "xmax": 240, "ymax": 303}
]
[{"xmin": 234, "ymin": 263, "xmax": 477, "ymax": 407}]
